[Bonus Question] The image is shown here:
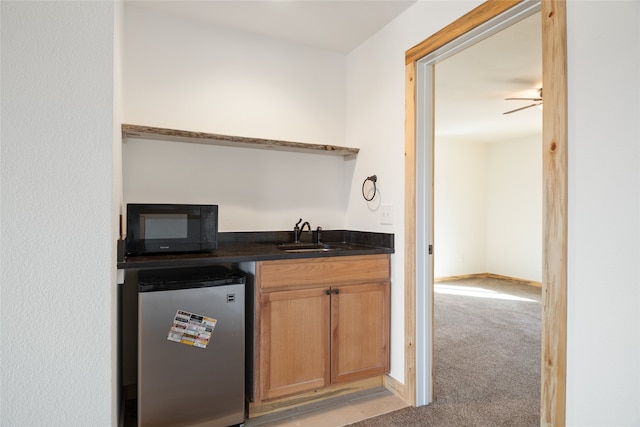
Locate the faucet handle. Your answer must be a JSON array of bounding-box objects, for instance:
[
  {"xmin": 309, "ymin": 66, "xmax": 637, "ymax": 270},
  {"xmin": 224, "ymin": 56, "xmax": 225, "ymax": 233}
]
[
  {"xmin": 294, "ymin": 218, "xmax": 302, "ymax": 243},
  {"xmin": 316, "ymin": 226, "xmax": 322, "ymax": 244}
]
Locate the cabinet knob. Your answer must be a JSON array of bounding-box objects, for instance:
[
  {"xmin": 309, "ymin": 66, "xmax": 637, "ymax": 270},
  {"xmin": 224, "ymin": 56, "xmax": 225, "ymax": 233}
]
[
  {"xmin": 334, "ymin": 289, "xmax": 340, "ymax": 294},
  {"xmin": 325, "ymin": 289, "xmax": 331, "ymax": 295}
]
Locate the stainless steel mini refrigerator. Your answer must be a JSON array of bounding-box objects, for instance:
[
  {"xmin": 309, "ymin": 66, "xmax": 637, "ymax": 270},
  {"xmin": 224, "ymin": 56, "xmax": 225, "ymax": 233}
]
[{"xmin": 137, "ymin": 266, "xmax": 245, "ymax": 427}]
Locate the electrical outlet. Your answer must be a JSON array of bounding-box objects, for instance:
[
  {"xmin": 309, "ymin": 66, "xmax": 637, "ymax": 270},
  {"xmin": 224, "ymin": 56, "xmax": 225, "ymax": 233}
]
[{"xmin": 380, "ymin": 204, "xmax": 393, "ymax": 225}]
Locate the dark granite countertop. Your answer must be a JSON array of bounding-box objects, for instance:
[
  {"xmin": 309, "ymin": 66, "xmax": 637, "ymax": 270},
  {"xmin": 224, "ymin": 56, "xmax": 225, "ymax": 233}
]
[{"xmin": 118, "ymin": 230, "xmax": 393, "ymax": 270}]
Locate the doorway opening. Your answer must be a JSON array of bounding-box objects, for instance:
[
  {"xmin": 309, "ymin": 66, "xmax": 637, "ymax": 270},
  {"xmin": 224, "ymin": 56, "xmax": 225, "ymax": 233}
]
[
  {"xmin": 405, "ymin": 1, "xmax": 567, "ymax": 425},
  {"xmin": 432, "ymin": 10, "xmax": 543, "ymax": 410}
]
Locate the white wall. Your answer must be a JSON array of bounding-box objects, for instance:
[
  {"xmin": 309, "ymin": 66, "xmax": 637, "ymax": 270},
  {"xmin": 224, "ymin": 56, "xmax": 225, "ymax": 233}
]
[
  {"xmin": 434, "ymin": 140, "xmax": 488, "ymax": 277},
  {"xmin": 486, "ymin": 135, "xmax": 542, "ymax": 282},
  {"xmin": 123, "ymin": 5, "xmax": 345, "ymax": 146},
  {"xmin": 0, "ymin": 2, "xmax": 116, "ymax": 426},
  {"xmin": 122, "ymin": 139, "xmax": 349, "ymax": 231},
  {"xmin": 566, "ymin": 1, "xmax": 640, "ymax": 425},
  {"xmin": 122, "ymin": 4, "xmax": 352, "ymax": 232},
  {"xmin": 434, "ymin": 135, "xmax": 541, "ymax": 283}
]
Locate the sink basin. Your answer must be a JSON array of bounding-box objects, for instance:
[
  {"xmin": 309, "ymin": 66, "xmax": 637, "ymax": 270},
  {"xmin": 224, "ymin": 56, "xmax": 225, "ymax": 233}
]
[
  {"xmin": 277, "ymin": 243, "xmax": 325, "ymax": 250},
  {"xmin": 275, "ymin": 242, "xmax": 356, "ymax": 253},
  {"xmin": 276, "ymin": 242, "xmax": 360, "ymax": 253},
  {"xmin": 284, "ymin": 247, "xmax": 333, "ymax": 253},
  {"xmin": 276, "ymin": 243, "xmax": 334, "ymax": 253}
]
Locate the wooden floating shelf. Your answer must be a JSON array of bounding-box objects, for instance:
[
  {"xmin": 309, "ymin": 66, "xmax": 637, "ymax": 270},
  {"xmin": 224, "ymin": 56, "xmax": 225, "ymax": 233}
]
[{"xmin": 122, "ymin": 124, "xmax": 359, "ymax": 159}]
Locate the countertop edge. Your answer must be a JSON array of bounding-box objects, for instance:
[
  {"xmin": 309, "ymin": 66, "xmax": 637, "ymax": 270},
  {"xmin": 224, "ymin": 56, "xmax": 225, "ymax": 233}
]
[{"xmin": 117, "ymin": 230, "xmax": 394, "ymax": 270}]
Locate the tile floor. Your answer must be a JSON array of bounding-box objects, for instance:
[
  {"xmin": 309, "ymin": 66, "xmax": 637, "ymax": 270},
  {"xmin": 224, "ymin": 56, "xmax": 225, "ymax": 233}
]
[{"xmin": 244, "ymin": 387, "xmax": 408, "ymax": 427}]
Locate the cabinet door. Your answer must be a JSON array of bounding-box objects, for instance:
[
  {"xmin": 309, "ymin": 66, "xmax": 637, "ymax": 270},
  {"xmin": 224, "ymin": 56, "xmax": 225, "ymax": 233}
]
[
  {"xmin": 260, "ymin": 287, "xmax": 330, "ymax": 401},
  {"xmin": 331, "ymin": 282, "xmax": 390, "ymax": 384}
]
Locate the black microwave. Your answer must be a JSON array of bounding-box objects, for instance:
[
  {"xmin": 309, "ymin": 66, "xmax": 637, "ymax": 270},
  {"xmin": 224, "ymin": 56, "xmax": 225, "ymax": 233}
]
[{"xmin": 125, "ymin": 204, "xmax": 218, "ymax": 256}]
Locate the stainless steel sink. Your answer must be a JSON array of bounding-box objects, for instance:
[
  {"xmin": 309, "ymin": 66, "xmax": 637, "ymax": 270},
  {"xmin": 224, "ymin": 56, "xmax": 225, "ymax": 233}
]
[
  {"xmin": 275, "ymin": 242, "xmax": 355, "ymax": 253},
  {"xmin": 283, "ymin": 247, "xmax": 333, "ymax": 253},
  {"xmin": 276, "ymin": 243, "xmax": 334, "ymax": 253}
]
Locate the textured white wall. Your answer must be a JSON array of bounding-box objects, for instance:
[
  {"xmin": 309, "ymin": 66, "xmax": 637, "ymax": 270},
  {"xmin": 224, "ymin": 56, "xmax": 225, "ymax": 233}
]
[
  {"xmin": 486, "ymin": 135, "xmax": 542, "ymax": 282},
  {"xmin": 113, "ymin": 0, "xmax": 125, "ymax": 412},
  {"xmin": 566, "ymin": 1, "xmax": 640, "ymax": 425},
  {"xmin": 122, "ymin": 4, "xmax": 350, "ymax": 232},
  {"xmin": 0, "ymin": 2, "xmax": 116, "ymax": 426},
  {"xmin": 434, "ymin": 140, "xmax": 488, "ymax": 278}
]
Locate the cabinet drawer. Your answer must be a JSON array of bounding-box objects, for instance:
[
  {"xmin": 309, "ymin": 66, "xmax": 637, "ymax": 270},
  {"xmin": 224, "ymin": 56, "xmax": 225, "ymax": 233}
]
[{"xmin": 257, "ymin": 254, "xmax": 390, "ymax": 291}]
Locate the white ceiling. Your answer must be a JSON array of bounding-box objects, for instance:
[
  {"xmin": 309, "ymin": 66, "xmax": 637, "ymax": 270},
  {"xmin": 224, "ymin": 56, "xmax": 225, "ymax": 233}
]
[
  {"xmin": 436, "ymin": 12, "xmax": 542, "ymax": 144},
  {"xmin": 125, "ymin": 0, "xmax": 417, "ymax": 53},
  {"xmin": 126, "ymin": 1, "xmax": 541, "ymax": 145}
]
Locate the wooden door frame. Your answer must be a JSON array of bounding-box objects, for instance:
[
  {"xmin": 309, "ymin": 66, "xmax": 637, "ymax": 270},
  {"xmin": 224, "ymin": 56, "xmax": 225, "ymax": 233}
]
[{"xmin": 403, "ymin": 1, "xmax": 567, "ymax": 426}]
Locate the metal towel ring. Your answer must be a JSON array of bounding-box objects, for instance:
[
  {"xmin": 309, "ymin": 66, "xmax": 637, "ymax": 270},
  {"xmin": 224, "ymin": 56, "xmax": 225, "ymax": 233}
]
[{"xmin": 362, "ymin": 175, "xmax": 377, "ymax": 201}]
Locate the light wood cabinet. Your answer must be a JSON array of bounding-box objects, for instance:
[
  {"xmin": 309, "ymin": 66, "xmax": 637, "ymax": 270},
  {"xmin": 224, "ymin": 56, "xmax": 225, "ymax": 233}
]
[
  {"xmin": 331, "ymin": 282, "xmax": 389, "ymax": 384},
  {"xmin": 259, "ymin": 287, "xmax": 330, "ymax": 400},
  {"xmin": 253, "ymin": 255, "xmax": 390, "ymax": 403}
]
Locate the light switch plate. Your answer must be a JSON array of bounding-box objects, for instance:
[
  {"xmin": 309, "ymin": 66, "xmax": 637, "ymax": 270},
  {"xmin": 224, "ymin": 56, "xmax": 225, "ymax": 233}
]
[{"xmin": 380, "ymin": 204, "xmax": 393, "ymax": 225}]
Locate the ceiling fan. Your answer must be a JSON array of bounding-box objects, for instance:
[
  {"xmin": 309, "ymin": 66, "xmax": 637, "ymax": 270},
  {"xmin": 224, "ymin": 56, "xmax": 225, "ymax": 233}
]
[{"xmin": 503, "ymin": 88, "xmax": 542, "ymax": 115}]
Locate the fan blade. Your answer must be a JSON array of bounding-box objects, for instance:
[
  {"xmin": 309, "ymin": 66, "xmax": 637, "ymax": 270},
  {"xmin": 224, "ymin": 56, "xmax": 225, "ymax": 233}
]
[
  {"xmin": 505, "ymin": 97, "xmax": 543, "ymax": 101},
  {"xmin": 503, "ymin": 102, "xmax": 542, "ymax": 115}
]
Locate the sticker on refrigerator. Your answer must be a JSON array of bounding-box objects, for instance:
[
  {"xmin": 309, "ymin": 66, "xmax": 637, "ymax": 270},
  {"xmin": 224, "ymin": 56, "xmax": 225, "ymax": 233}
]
[{"xmin": 167, "ymin": 309, "xmax": 217, "ymax": 349}]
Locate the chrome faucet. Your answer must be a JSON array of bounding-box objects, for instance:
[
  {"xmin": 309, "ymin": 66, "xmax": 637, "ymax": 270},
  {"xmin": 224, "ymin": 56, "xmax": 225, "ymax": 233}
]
[{"xmin": 294, "ymin": 218, "xmax": 311, "ymax": 243}]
